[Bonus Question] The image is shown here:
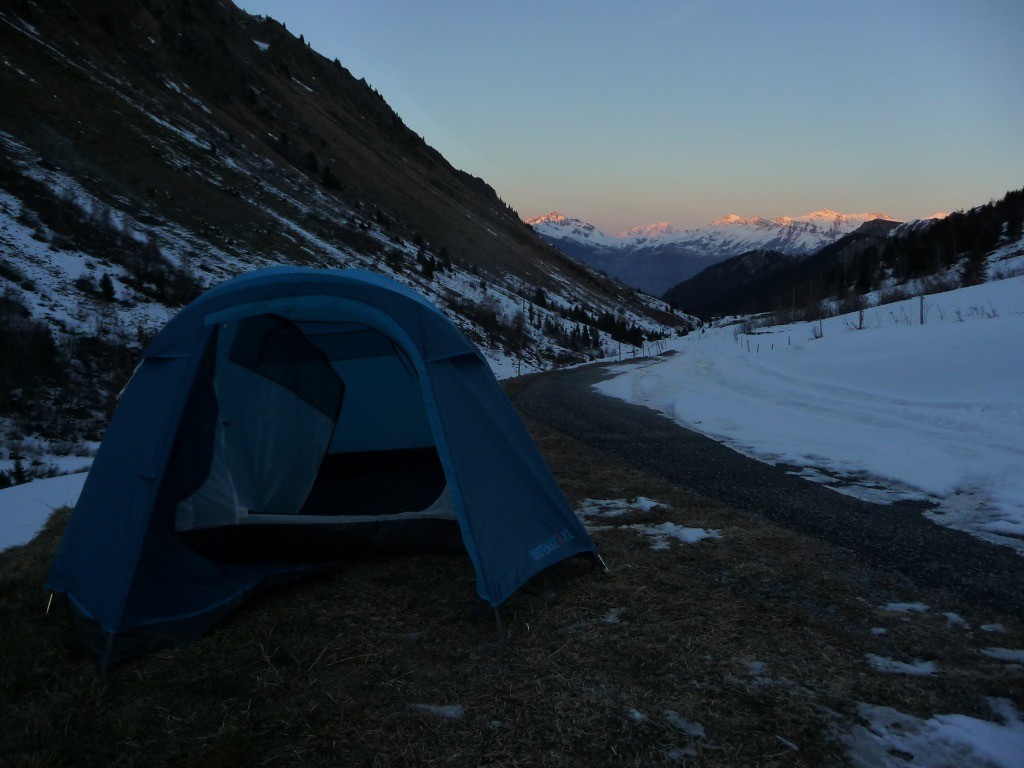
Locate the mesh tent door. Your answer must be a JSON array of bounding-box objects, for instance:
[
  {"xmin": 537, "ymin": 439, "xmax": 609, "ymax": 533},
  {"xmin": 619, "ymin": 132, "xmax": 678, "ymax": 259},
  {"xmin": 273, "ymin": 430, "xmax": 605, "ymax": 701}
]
[{"xmin": 176, "ymin": 315, "xmax": 344, "ymax": 530}]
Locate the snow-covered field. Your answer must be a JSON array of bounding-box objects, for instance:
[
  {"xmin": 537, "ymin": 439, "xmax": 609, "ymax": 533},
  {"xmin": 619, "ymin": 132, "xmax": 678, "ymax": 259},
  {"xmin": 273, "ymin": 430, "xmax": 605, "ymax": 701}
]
[
  {"xmin": 0, "ymin": 472, "xmax": 86, "ymax": 552},
  {"xmin": 597, "ymin": 275, "xmax": 1024, "ymax": 555}
]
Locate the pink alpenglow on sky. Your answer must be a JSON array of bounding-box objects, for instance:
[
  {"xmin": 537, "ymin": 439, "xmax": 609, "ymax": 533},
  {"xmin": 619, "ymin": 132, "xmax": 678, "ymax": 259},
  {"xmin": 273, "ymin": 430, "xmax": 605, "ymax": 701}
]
[{"xmin": 237, "ymin": 1, "xmax": 1024, "ymax": 232}]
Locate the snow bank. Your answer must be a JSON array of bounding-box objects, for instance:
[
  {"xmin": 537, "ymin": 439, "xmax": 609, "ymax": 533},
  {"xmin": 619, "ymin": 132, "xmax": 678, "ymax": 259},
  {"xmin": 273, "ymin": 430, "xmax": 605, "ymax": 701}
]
[
  {"xmin": 0, "ymin": 473, "xmax": 86, "ymax": 552},
  {"xmin": 865, "ymin": 654, "xmax": 937, "ymax": 676},
  {"xmin": 627, "ymin": 522, "xmax": 720, "ymax": 549},
  {"xmin": 597, "ymin": 276, "xmax": 1024, "ymax": 553},
  {"xmin": 847, "ymin": 699, "xmax": 1024, "ymax": 768}
]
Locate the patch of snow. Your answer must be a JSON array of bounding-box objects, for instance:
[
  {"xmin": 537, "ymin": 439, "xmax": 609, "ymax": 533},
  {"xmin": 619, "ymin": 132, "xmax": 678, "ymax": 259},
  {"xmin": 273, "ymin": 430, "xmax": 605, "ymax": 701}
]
[
  {"xmin": 865, "ymin": 654, "xmax": 937, "ymax": 676},
  {"xmin": 628, "ymin": 709, "xmax": 648, "ymax": 723},
  {"xmin": 883, "ymin": 602, "xmax": 930, "ymax": 613},
  {"xmin": 628, "ymin": 522, "xmax": 720, "ymax": 550},
  {"xmin": 0, "ymin": 472, "xmax": 87, "ymax": 552},
  {"xmin": 633, "ymin": 496, "xmax": 660, "ymax": 512},
  {"xmin": 944, "ymin": 612, "xmax": 969, "ymax": 628},
  {"xmin": 744, "ymin": 660, "xmax": 767, "ymax": 675},
  {"xmin": 981, "ymin": 624, "xmax": 1007, "ymax": 633},
  {"xmin": 981, "ymin": 519, "xmax": 1024, "ymax": 538},
  {"xmin": 980, "ymin": 648, "xmax": 1024, "ymax": 663},
  {"xmin": 253, "ymin": 39, "xmax": 270, "ymax": 52},
  {"xmin": 576, "ymin": 497, "xmax": 666, "ymax": 519},
  {"xmin": 870, "ymin": 627, "xmax": 888, "ymax": 636},
  {"xmin": 409, "ymin": 703, "xmax": 463, "ymax": 720},
  {"xmin": 846, "ymin": 699, "xmax": 1024, "ymax": 768},
  {"xmin": 663, "ymin": 710, "xmax": 705, "ymax": 738},
  {"xmin": 776, "ymin": 735, "xmax": 800, "ymax": 752}
]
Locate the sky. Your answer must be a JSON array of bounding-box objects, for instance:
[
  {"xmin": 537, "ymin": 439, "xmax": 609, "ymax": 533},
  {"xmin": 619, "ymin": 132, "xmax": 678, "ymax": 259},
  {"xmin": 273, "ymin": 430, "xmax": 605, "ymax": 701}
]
[{"xmin": 236, "ymin": 1, "xmax": 1024, "ymax": 233}]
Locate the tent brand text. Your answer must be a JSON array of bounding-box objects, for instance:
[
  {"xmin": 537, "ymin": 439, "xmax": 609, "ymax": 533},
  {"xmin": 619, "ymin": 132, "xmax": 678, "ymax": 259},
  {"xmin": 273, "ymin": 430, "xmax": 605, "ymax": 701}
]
[{"xmin": 529, "ymin": 528, "xmax": 576, "ymax": 561}]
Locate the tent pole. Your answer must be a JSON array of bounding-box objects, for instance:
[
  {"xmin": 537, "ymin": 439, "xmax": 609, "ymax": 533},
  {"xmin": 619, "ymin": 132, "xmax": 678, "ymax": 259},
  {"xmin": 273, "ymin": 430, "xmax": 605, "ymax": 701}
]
[
  {"xmin": 45, "ymin": 592, "xmax": 54, "ymax": 615},
  {"xmin": 493, "ymin": 607, "xmax": 507, "ymax": 647}
]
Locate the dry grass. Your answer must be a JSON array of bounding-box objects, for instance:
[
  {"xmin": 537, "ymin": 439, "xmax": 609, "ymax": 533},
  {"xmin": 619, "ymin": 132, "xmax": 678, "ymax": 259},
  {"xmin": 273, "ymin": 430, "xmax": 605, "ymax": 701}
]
[{"xmin": 1, "ymin": 422, "xmax": 1022, "ymax": 767}]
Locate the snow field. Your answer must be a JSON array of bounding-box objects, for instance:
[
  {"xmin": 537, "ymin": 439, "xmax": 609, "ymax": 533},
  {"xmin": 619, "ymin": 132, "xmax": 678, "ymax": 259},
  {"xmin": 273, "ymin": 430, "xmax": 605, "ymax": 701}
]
[
  {"xmin": 597, "ymin": 275, "xmax": 1024, "ymax": 554},
  {"xmin": 0, "ymin": 472, "xmax": 86, "ymax": 551}
]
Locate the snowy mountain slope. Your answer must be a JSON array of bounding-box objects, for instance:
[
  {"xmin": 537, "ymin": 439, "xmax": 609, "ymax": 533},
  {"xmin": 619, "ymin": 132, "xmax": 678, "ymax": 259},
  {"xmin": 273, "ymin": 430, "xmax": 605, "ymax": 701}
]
[
  {"xmin": 527, "ymin": 209, "xmax": 898, "ymax": 295},
  {"xmin": 0, "ymin": 130, "xmax": 688, "ymax": 482},
  {"xmin": 0, "ymin": 0, "xmax": 692, "ymax": 486},
  {"xmin": 524, "ymin": 212, "xmax": 620, "ymax": 248},
  {"xmin": 617, "ymin": 221, "xmax": 679, "ymax": 238}
]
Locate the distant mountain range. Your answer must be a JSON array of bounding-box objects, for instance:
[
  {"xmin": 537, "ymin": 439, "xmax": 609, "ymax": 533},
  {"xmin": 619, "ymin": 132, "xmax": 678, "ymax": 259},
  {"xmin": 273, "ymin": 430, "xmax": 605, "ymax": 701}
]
[
  {"xmin": 662, "ymin": 219, "xmax": 902, "ymax": 317},
  {"xmin": 663, "ymin": 191, "xmax": 1023, "ymax": 319},
  {"xmin": 526, "ymin": 209, "xmax": 898, "ymax": 295}
]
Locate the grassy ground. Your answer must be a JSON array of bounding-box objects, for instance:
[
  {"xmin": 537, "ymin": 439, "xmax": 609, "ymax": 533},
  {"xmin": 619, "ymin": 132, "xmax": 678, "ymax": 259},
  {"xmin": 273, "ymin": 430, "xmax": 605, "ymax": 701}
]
[{"xmin": 1, "ymin": 418, "xmax": 1022, "ymax": 767}]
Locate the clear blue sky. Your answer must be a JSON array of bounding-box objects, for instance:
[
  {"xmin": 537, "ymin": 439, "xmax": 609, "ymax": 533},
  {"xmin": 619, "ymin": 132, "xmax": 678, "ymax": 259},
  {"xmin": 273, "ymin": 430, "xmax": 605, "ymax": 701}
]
[{"xmin": 237, "ymin": 1, "xmax": 1024, "ymax": 233}]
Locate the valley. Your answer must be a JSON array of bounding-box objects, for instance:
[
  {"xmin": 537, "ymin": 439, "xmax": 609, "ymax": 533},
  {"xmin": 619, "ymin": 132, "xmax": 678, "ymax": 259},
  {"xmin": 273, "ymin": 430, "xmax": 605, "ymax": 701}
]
[
  {"xmin": 526, "ymin": 209, "xmax": 899, "ymax": 295},
  {"xmin": 0, "ymin": 0, "xmax": 1022, "ymax": 765}
]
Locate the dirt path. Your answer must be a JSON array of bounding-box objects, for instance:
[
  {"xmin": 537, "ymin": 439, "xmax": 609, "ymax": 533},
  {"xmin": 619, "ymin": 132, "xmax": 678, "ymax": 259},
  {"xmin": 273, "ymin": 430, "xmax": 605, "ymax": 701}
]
[{"xmin": 510, "ymin": 358, "xmax": 1024, "ymax": 620}]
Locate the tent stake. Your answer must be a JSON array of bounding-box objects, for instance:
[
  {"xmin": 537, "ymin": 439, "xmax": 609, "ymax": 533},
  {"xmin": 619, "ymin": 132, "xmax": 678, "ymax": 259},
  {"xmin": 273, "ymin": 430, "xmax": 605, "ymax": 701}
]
[{"xmin": 45, "ymin": 592, "xmax": 54, "ymax": 615}]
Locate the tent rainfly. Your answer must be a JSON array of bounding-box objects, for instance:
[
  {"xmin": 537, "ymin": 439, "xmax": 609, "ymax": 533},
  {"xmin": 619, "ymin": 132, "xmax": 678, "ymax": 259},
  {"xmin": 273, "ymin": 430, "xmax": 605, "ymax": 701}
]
[{"xmin": 47, "ymin": 268, "xmax": 596, "ymax": 667}]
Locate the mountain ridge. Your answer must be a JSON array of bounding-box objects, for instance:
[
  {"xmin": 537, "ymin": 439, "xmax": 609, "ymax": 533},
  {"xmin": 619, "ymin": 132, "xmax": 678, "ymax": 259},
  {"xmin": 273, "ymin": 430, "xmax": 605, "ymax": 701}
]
[
  {"xmin": 663, "ymin": 190, "xmax": 1024, "ymax": 319},
  {"xmin": 526, "ymin": 208, "xmax": 901, "ymax": 295}
]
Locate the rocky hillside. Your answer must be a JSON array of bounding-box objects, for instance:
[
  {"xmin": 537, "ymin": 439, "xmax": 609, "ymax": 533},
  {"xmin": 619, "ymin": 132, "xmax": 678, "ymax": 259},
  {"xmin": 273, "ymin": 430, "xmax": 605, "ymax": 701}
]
[{"xmin": 0, "ymin": 0, "xmax": 690, "ymax": 484}]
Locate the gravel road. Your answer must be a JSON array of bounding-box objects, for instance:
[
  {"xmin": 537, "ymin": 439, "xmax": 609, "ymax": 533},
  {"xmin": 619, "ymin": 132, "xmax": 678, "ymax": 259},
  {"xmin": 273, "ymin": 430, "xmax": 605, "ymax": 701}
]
[{"xmin": 512, "ymin": 358, "xmax": 1024, "ymax": 620}]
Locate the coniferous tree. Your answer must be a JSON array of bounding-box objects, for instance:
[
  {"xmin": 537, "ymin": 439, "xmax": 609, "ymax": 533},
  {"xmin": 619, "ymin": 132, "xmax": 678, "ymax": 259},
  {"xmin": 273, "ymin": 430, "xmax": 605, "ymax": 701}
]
[
  {"xmin": 98, "ymin": 273, "xmax": 116, "ymax": 302},
  {"xmin": 11, "ymin": 455, "xmax": 28, "ymax": 485},
  {"xmin": 320, "ymin": 164, "xmax": 340, "ymax": 190},
  {"xmin": 421, "ymin": 254, "xmax": 436, "ymax": 280}
]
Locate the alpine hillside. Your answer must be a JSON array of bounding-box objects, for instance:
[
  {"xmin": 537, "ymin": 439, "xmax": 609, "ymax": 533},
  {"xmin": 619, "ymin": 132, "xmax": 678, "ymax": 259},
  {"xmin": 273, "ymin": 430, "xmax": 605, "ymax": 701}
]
[
  {"xmin": 0, "ymin": 0, "xmax": 690, "ymax": 487},
  {"xmin": 526, "ymin": 209, "xmax": 896, "ymax": 296},
  {"xmin": 665, "ymin": 189, "xmax": 1024, "ymax": 321}
]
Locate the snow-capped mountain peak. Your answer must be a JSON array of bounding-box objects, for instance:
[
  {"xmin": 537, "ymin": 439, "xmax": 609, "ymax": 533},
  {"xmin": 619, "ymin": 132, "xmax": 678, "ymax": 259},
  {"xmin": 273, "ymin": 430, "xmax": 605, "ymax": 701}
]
[
  {"xmin": 710, "ymin": 214, "xmax": 762, "ymax": 227},
  {"xmin": 527, "ymin": 207, "xmax": 901, "ymax": 295},
  {"xmin": 617, "ymin": 221, "xmax": 679, "ymax": 238},
  {"xmin": 524, "ymin": 211, "xmax": 570, "ymax": 225},
  {"xmin": 775, "ymin": 209, "xmax": 894, "ymax": 226},
  {"xmin": 524, "ymin": 211, "xmax": 616, "ymax": 245}
]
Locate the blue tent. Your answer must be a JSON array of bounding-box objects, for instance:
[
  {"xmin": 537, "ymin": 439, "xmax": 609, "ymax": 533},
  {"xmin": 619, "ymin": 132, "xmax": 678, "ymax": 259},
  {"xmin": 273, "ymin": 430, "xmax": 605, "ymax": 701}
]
[{"xmin": 47, "ymin": 268, "xmax": 595, "ymax": 666}]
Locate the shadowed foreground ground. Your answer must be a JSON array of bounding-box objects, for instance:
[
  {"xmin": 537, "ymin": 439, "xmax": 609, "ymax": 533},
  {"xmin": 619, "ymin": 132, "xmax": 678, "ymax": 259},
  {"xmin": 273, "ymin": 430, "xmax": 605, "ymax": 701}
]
[
  {"xmin": 0, "ymin": 365, "xmax": 1020, "ymax": 766},
  {"xmin": 510, "ymin": 360, "xmax": 1024, "ymax": 620}
]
